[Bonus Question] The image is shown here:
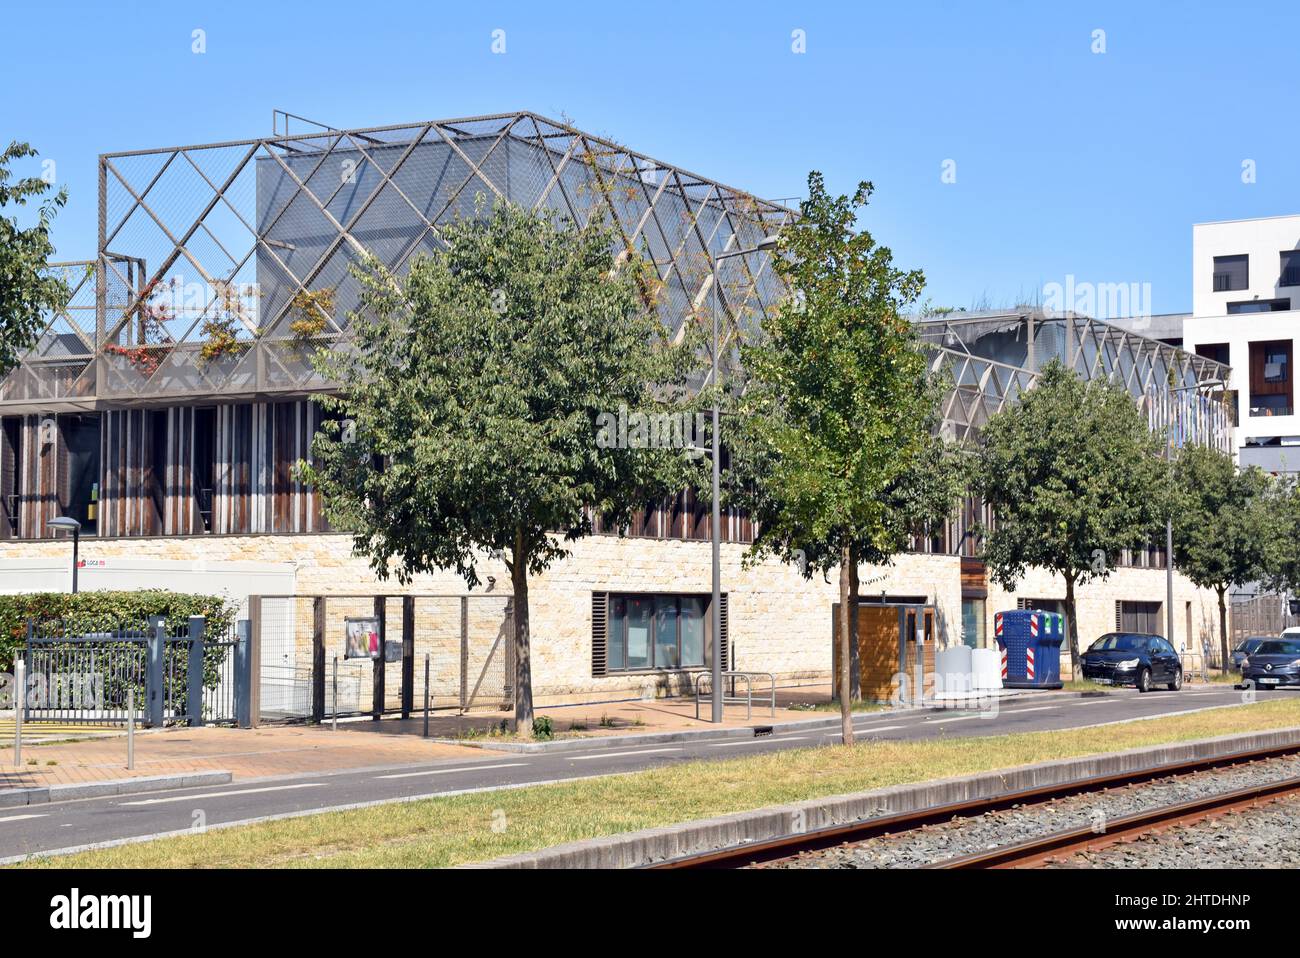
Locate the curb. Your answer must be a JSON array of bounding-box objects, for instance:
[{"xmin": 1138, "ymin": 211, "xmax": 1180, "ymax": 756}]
[
  {"xmin": 470, "ymin": 725, "xmax": 1300, "ymax": 868},
  {"xmin": 0, "ymin": 771, "xmax": 233, "ymax": 809},
  {"xmin": 434, "ymin": 688, "xmax": 1127, "ymax": 753}
]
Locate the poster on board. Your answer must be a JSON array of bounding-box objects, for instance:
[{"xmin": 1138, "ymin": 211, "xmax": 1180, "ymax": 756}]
[{"xmin": 344, "ymin": 616, "xmax": 381, "ymax": 660}]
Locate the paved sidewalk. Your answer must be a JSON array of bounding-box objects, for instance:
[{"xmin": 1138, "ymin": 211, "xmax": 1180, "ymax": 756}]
[{"xmin": 0, "ymin": 724, "xmax": 493, "ymax": 790}]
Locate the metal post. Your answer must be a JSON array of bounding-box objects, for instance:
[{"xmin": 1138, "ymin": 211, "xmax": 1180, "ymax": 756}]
[
  {"xmin": 332, "ymin": 656, "xmax": 338, "ymax": 732},
  {"xmin": 13, "ymin": 657, "xmax": 23, "ymax": 767},
  {"xmin": 146, "ymin": 615, "xmax": 165, "ymax": 728},
  {"xmin": 372, "ymin": 596, "xmax": 386, "ymax": 720},
  {"xmin": 711, "ymin": 256, "xmax": 723, "ymax": 724},
  {"xmin": 401, "ymin": 596, "xmax": 415, "ymax": 720},
  {"xmin": 423, "ymin": 653, "xmax": 430, "ymax": 738},
  {"xmin": 234, "ymin": 618, "xmax": 252, "ymax": 728},
  {"xmin": 186, "ymin": 615, "xmax": 205, "ymax": 727},
  {"xmin": 71, "ymin": 527, "xmax": 79, "ymax": 594},
  {"xmin": 1166, "ymin": 515, "xmax": 1176, "ymax": 646},
  {"xmin": 127, "ymin": 688, "xmax": 135, "ymax": 770},
  {"xmin": 311, "ymin": 597, "xmax": 326, "ymax": 724}
]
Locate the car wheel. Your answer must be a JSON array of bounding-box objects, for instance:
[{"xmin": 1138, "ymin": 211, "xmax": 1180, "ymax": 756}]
[
  {"xmin": 1137, "ymin": 668, "xmax": 1152, "ymax": 693},
  {"xmin": 1167, "ymin": 669, "xmax": 1182, "ymax": 692}
]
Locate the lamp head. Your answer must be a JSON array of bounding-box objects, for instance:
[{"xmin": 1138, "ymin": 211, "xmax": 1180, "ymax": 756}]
[{"xmin": 47, "ymin": 517, "xmax": 81, "ymax": 533}]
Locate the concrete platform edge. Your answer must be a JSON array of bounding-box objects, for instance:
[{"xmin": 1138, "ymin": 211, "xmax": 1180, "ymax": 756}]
[{"xmin": 469, "ymin": 725, "xmax": 1300, "ymax": 868}]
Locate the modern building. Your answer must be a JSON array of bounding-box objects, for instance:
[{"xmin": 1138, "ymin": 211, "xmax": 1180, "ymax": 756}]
[
  {"xmin": 1113, "ymin": 213, "xmax": 1300, "ymax": 474},
  {"xmin": 0, "ymin": 113, "xmax": 1233, "ymax": 713}
]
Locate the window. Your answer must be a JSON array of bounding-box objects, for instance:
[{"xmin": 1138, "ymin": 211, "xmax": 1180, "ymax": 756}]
[
  {"xmin": 1281, "ymin": 251, "xmax": 1300, "ymax": 288},
  {"xmin": 1228, "ymin": 298, "xmax": 1290, "ymax": 314},
  {"xmin": 607, "ymin": 593, "xmax": 707, "ymax": 671},
  {"xmin": 1195, "ymin": 342, "xmax": 1230, "ymax": 366},
  {"xmin": 1249, "ymin": 340, "xmax": 1292, "ymax": 417},
  {"xmin": 1213, "ymin": 254, "xmax": 1248, "ymax": 292},
  {"xmin": 961, "ymin": 598, "xmax": 986, "ymax": 649},
  {"xmin": 193, "ymin": 407, "xmax": 216, "ymax": 532},
  {"xmin": 1116, "ymin": 600, "xmax": 1162, "ymax": 635},
  {"xmin": 60, "ymin": 415, "xmax": 101, "ymax": 536}
]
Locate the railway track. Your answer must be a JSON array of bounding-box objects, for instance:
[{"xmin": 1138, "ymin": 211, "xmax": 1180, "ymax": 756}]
[{"xmin": 650, "ymin": 742, "xmax": 1300, "ymax": 870}]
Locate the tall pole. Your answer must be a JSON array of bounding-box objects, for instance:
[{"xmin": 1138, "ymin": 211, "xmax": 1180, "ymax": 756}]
[
  {"xmin": 711, "ymin": 256, "xmax": 723, "ymax": 724},
  {"xmin": 1166, "ymin": 515, "xmax": 1175, "ymax": 645},
  {"xmin": 71, "ymin": 527, "xmax": 79, "ymax": 594}
]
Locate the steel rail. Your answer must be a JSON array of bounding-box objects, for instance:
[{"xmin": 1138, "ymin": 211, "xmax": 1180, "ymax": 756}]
[
  {"xmin": 649, "ymin": 742, "xmax": 1300, "ymax": 869},
  {"xmin": 929, "ymin": 774, "xmax": 1300, "ymax": 869}
]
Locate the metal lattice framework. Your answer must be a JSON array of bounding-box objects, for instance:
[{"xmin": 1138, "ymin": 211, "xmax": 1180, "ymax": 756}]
[
  {"xmin": 920, "ymin": 311, "xmax": 1234, "ymax": 452},
  {"xmin": 1, "ymin": 114, "xmax": 1233, "ymax": 457},
  {"xmin": 1, "ymin": 112, "xmax": 795, "ymax": 412}
]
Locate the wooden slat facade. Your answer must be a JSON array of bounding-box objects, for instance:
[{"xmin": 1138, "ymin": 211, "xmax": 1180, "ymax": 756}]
[
  {"xmin": 1, "ymin": 400, "xmax": 325, "ymax": 539},
  {"xmin": 16, "ymin": 415, "xmax": 66, "ymax": 537}
]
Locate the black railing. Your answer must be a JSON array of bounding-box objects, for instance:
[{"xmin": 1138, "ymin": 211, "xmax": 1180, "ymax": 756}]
[{"xmin": 22, "ymin": 616, "xmax": 243, "ymax": 726}]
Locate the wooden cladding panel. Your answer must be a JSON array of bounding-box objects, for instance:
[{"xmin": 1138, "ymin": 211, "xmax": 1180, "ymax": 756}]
[
  {"xmin": 100, "ymin": 409, "xmax": 164, "ymax": 537},
  {"xmin": 211, "ymin": 399, "xmax": 322, "ymax": 535},
  {"xmin": 0, "ymin": 419, "xmax": 18, "ymax": 538},
  {"xmin": 16, "ymin": 415, "xmax": 64, "ymax": 537}
]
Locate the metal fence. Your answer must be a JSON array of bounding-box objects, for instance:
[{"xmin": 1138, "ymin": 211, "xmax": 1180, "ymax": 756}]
[
  {"xmin": 22, "ymin": 615, "xmax": 243, "ymax": 726},
  {"xmin": 250, "ymin": 593, "xmax": 513, "ymax": 725}
]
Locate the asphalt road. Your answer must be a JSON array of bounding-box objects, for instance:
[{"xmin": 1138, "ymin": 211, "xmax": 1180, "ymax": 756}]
[{"xmin": 0, "ymin": 684, "xmax": 1270, "ymax": 861}]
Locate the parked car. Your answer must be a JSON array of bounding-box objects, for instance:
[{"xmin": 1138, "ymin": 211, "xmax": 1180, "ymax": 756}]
[
  {"xmin": 1241, "ymin": 639, "xmax": 1300, "ymax": 690},
  {"xmin": 1080, "ymin": 632, "xmax": 1182, "ymax": 692},
  {"xmin": 1231, "ymin": 636, "xmax": 1270, "ymax": 673}
]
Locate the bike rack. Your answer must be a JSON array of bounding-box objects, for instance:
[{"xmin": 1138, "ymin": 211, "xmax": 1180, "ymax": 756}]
[{"xmin": 694, "ymin": 670, "xmax": 776, "ymax": 721}]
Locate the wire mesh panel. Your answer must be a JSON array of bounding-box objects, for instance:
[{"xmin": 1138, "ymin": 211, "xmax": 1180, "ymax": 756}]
[
  {"xmin": 2, "ymin": 112, "xmax": 794, "ymax": 415},
  {"xmin": 257, "ymin": 596, "xmax": 312, "ymax": 721}
]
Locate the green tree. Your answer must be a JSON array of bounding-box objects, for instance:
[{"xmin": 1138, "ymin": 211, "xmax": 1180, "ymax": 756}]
[
  {"xmin": 735, "ymin": 173, "xmax": 955, "ymax": 744},
  {"xmin": 301, "ymin": 202, "xmax": 694, "ymax": 734},
  {"xmin": 1172, "ymin": 445, "xmax": 1273, "ymax": 673},
  {"xmin": 1, "ymin": 142, "xmax": 68, "ymax": 375},
  {"xmin": 976, "ymin": 360, "xmax": 1166, "ymax": 674}
]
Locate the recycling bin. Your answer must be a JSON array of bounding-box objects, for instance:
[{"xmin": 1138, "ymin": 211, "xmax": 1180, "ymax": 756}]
[{"xmin": 994, "ymin": 609, "xmax": 1065, "ymax": 689}]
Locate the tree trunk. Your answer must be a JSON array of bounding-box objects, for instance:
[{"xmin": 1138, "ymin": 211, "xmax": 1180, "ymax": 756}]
[
  {"xmin": 838, "ymin": 542, "xmax": 854, "ymax": 745},
  {"xmin": 1217, "ymin": 585, "xmax": 1229, "ymax": 676},
  {"xmin": 510, "ymin": 529, "xmax": 534, "ymax": 735},
  {"xmin": 1064, "ymin": 572, "xmax": 1080, "ymax": 680},
  {"xmin": 847, "ymin": 547, "xmax": 861, "ymax": 702}
]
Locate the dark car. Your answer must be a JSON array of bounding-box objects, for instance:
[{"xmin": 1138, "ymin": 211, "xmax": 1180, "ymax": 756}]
[
  {"xmin": 1080, "ymin": 632, "xmax": 1182, "ymax": 692},
  {"xmin": 1241, "ymin": 639, "xmax": 1300, "ymax": 690},
  {"xmin": 1231, "ymin": 637, "xmax": 1270, "ymax": 673}
]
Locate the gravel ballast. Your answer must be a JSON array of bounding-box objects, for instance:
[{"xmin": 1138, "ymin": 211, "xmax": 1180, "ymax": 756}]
[{"xmin": 759, "ymin": 753, "xmax": 1300, "ymax": 869}]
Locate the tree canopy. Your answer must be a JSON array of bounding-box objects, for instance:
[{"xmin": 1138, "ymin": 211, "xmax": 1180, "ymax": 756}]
[
  {"xmin": 976, "ymin": 359, "xmax": 1166, "ymax": 670},
  {"xmin": 302, "ymin": 201, "xmax": 696, "ymax": 731},
  {"xmin": 733, "ymin": 172, "xmax": 961, "ymax": 740},
  {"xmin": 1173, "ymin": 444, "xmax": 1273, "ymax": 672},
  {"xmin": 0, "ymin": 142, "xmax": 68, "ymax": 375}
]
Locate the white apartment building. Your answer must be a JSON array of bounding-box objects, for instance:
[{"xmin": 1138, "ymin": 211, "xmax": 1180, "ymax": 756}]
[{"xmin": 1183, "ymin": 214, "xmax": 1300, "ymax": 473}]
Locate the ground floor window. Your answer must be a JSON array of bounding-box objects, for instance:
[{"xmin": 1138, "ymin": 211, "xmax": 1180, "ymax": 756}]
[
  {"xmin": 607, "ymin": 594, "xmax": 706, "ymax": 671},
  {"xmin": 1117, "ymin": 600, "xmax": 1162, "ymax": 635},
  {"xmin": 961, "ymin": 598, "xmax": 985, "ymax": 648}
]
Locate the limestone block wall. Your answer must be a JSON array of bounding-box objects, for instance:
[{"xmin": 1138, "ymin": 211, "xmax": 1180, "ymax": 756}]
[
  {"xmin": 0, "ymin": 533, "xmax": 1224, "ymax": 705},
  {"xmin": 986, "ymin": 566, "xmax": 1223, "ymax": 672}
]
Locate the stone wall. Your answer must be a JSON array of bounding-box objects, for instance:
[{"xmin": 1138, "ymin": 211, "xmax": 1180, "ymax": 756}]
[{"xmin": 0, "ymin": 533, "xmax": 1224, "ymax": 705}]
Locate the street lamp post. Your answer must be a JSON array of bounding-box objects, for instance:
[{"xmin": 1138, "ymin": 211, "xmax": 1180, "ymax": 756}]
[
  {"xmin": 1166, "ymin": 378, "xmax": 1225, "ymax": 651},
  {"xmin": 46, "ymin": 517, "xmax": 81, "ymax": 594},
  {"xmin": 709, "ymin": 235, "xmax": 779, "ymax": 723}
]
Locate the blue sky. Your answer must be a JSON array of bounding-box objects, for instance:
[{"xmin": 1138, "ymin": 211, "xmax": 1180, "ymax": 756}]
[{"xmin": 6, "ymin": 0, "xmax": 1300, "ymax": 314}]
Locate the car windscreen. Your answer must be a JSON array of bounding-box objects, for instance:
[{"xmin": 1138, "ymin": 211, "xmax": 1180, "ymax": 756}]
[
  {"xmin": 1088, "ymin": 634, "xmax": 1144, "ymax": 652},
  {"xmin": 1256, "ymin": 641, "xmax": 1300, "ymax": 656}
]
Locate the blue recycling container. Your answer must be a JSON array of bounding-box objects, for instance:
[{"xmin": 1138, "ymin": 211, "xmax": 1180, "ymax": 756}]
[{"xmin": 994, "ymin": 609, "xmax": 1065, "ymax": 689}]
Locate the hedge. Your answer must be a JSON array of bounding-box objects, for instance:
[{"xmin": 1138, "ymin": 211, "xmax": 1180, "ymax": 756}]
[{"xmin": 0, "ymin": 590, "xmax": 239, "ymax": 671}]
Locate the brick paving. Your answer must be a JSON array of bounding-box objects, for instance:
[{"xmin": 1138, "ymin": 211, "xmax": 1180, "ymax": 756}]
[{"xmin": 0, "ymin": 723, "xmax": 494, "ymax": 790}]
